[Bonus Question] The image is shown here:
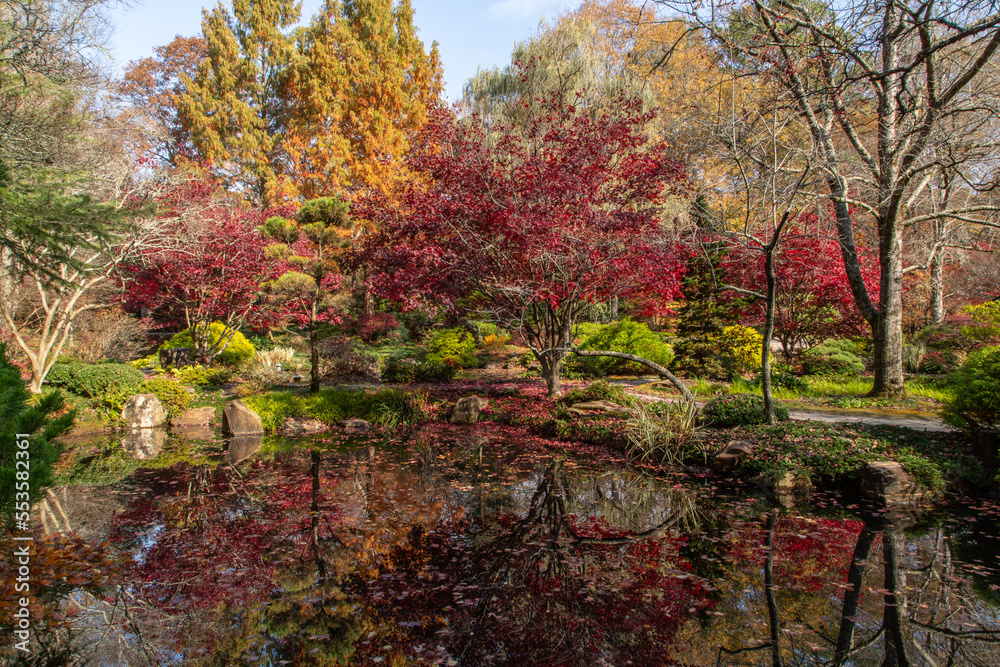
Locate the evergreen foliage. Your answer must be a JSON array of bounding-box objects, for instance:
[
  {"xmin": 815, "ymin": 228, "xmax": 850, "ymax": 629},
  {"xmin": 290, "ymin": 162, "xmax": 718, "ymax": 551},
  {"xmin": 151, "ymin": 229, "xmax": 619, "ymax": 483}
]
[{"xmin": 0, "ymin": 343, "xmax": 74, "ymax": 526}]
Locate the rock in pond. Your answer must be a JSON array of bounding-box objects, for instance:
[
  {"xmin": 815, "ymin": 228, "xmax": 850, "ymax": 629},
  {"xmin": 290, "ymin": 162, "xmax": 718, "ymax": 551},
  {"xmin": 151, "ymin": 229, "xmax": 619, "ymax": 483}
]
[
  {"xmin": 450, "ymin": 396, "xmax": 489, "ymax": 424},
  {"xmin": 750, "ymin": 470, "xmax": 813, "ymax": 507},
  {"xmin": 340, "ymin": 418, "xmax": 372, "ymax": 434},
  {"xmin": 282, "ymin": 417, "xmax": 329, "ymax": 436},
  {"xmin": 860, "ymin": 461, "xmax": 931, "ymax": 506},
  {"xmin": 711, "ymin": 440, "xmax": 755, "ymax": 473},
  {"xmin": 121, "ymin": 394, "xmax": 167, "ymax": 429},
  {"xmin": 223, "ymin": 400, "xmax": 264, "ymax": 436}
]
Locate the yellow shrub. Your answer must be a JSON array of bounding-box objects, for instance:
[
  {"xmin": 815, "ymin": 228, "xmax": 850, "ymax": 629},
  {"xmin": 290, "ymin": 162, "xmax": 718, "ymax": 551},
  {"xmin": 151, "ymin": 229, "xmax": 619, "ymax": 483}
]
[
  {"xmin": 482, "ymin": 333, "xmax": 511, "ymax": 352},
  {"xmin": 718, "ymin": 325, "xmax": 765, "ymax": 376},
  {"xmin": 963, "ymin": 301, "xmax": 1000, "ymax": 341}
]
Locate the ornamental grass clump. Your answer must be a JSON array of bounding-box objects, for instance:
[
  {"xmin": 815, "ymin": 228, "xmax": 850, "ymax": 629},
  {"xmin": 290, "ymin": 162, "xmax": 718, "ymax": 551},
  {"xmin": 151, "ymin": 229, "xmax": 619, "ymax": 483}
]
[{"xmin": 627, "ymin": 397, "xmax": 699, "ymax": 464}]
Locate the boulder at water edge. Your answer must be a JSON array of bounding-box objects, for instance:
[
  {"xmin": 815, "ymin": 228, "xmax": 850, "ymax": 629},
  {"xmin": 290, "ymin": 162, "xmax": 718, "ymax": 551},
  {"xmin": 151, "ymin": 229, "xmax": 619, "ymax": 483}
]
[
  {"xmin": 450, "ymin": 396, "xmax": 489, "ymax": 424},
  {"xmin": 121, "ymin": 394, "xmax": 167, "ymax": 429},
  {"xmin": 223, "ymin": 400, "xmax": 264, "ymax": 436},
  {"xmin": 340, "ymin": 418, "xmax": 372, "ymax": 433},
  {"xmin": 860, "ymin": 461, "xmax": 930, "ymax": 506},
  {"xmin": 711, "ymin": 440, "xmax": 755, "ymax": 473}
]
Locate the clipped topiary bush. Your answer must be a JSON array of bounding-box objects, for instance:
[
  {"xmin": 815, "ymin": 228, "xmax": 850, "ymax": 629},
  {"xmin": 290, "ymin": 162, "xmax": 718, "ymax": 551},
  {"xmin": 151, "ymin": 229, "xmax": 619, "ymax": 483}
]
[
  {"xmin": 799, "ymin": 339, "xmax": 866, "ymax": 376},
  {"xmin": 942, "ymin": 345, "xmax": 1000, "ymax": 432},
  {"xmin": 576, "ymin": 318, "xmax": 675, "ymax": 376},
  {"xmin": 701, "ymin": 392, "xmax": 789, "ymax": 427},
  {"xmin": 46, "ymin": 362, "xmax": 145, "ymax": 398},
  {"xmin": 426, "ymin": 328, "xmax": 478, "ymax": 369},
  {"xmin": 160, "ymin": 322, "xmax": 255, "ymax": 366}
]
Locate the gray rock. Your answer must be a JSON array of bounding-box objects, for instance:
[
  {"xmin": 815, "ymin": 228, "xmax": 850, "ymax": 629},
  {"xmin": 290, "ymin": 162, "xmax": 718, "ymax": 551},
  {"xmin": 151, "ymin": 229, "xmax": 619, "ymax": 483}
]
[
  {"xmin": 450, "ymin": 396, "xmax": 489, "ymax": 424},
  {"xmin": 282, "ymin": 417, "xmax": 329, "ymax": 436},
  {"xmin": 121, "ymin": 428, "xmax": 167, "ymax": 459},
  {"xmin": 711, "ymin": 440, "xmax": 755, "ymax": 473},
  {"xmin": 171, "ymin": 406, "xmax": 216, "ymax": 428},
  {"xmin": 121, "ymin": 394, "xmax": 167, "ymax": 429},
  {"xmin": 223, "ymin": 400, "xmax": 264, "ymax": 436},
  {"xmin": 340, "ymin": 418, "xmax": 372, "ymax": 433},
  {"xmin": 860, "ymin": 461, "xmax": 930, "ymax": 506}
]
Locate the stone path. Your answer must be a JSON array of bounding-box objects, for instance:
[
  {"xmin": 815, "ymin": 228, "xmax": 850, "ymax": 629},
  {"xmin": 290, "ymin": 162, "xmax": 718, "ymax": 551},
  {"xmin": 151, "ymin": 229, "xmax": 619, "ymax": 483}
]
[
  {"xmin": 786, "ymin": 409, "xmax": 951, "ymax": 432},
  {"xmin": 615, "ymin": 379, "xmax": 953, "ymax": 432}
]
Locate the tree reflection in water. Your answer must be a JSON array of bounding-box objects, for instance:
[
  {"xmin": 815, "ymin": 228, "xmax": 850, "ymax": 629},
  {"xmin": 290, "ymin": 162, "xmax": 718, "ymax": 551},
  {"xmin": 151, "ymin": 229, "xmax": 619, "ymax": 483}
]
[
  {"xmin": 12, "ymin": 428, "xmax": 1000, "ymax": 666},
  {"xmin": 677, "ymin": 507, "xmax": 1000, "ymax": 667}
]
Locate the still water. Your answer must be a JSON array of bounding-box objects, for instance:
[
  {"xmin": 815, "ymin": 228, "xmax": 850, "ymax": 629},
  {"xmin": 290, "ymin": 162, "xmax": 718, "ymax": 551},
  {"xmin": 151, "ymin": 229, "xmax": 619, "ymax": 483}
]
[{"xmin": 25, "ymin": 422, "xmax": 1000, "ymax": 665}]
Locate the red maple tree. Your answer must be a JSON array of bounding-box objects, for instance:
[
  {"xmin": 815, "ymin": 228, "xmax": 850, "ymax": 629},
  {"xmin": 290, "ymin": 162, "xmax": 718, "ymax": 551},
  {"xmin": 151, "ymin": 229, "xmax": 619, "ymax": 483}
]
[
  {"xmin": 360, "ymin": 97, "xmax": 690, "ymax": 396},
  {"xmin": 123, "ymin": 177, "xmax": 284, "ymax": 362},
  {"xmin": 721, "ymin": 224, "xmax": 881, "ymax": 362}
]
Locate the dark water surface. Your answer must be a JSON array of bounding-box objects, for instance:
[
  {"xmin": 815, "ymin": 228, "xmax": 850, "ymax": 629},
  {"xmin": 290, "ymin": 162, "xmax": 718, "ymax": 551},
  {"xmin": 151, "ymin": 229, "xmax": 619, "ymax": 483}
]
[{"xmin": 35, "ymin": 423, "xmax": 1000, "ymax": 665}]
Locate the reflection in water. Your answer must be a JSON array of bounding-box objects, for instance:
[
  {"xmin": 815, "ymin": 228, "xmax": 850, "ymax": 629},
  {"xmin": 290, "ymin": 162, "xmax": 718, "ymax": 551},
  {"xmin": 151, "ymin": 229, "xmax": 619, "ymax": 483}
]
[
  {"xmin": 17, "ymin": 425, "xmax": 1000, "ymax": 666},
  {"xmin": 225, "ymin": 433, "xmax": 263, "ymax": 464},
  {"xmin": 120, "ymin": 427, "xmax": 167, "ymax": 459}
]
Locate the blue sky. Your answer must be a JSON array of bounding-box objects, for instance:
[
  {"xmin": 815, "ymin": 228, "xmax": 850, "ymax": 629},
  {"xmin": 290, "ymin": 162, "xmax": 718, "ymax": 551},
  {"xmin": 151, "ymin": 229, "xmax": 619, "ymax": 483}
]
[{"xmin": 108, "ymin": 0, "xmax": 586, "ymax": 101}]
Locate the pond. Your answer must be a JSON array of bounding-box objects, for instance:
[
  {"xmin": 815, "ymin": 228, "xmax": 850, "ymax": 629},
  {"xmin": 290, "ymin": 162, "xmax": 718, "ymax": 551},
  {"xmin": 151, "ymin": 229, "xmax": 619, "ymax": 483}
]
[{"xmin": 23, "ymin": 422, "xmax": 1000, "ymax": 666}]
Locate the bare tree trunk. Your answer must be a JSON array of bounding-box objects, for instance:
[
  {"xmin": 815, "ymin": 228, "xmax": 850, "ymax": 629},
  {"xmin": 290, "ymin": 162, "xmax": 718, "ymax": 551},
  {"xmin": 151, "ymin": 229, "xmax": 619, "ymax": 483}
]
[
  {"xmin": 929, "ymin": 248, "xmax": 945, "ymax": 325},
  {"xmin": 571, "ymin": 349, "xmax": 693, "ymax": 402},
  {"xmin": 539, "ymin": 351, "xmax": 565, "ymax": 398},
  {"xmin": 871, "ymin": 226, "xmax": 906, "ymax": 398},
  {"xmin": 761, "ymin": 243, "xmax": 778, "ymax": 424},
  {"xmin": 309, "ymin": 317, "xmax": 321, "ymax": 394}
]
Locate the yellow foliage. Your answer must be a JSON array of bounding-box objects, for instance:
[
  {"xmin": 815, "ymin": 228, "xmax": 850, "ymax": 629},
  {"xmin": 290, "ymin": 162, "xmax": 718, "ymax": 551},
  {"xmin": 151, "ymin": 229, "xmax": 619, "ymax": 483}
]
[
  {"xmin": 482, "ymin": 333, "xmax": 511, "ymax": 352},
  {"xmin": 718, "ymin": 324, "xmax": 765, "ymax": 375}
]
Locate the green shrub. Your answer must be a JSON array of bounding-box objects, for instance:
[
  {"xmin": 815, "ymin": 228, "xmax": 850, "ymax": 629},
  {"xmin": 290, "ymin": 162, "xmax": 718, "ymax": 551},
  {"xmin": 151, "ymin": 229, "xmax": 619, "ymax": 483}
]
[
  {"xmin": 426, "ymin": 328, "xmax": 477, "ymax": 369},
  {"xmin": 475, "ymin": 322, "xmax": 500, "ymax": 339},
  {"xmin": 558, "ymin": 380, "xmax": 635, "ymax": 407},
  {"xmin": 962, "ymin": 301, "xmax": 1000, "ymax": 342},
  {"xmin": 46, "ymin": 362, "xmax": 145, "ymax": 398},
  {"xmin": 141, "ymin": 378, "xmax": 192, "ymax": 418},
  {"xmin": 701, "ymin": 392, "xmax": 789, "ymax": 427},
  {"xmin": 161, "ymin": 322, "xmax": 255, "ymax": 366},
  {"xmin": 942, "ymin": 345, "xmax": 1000, "ymax": 432},
  {"xmin": 799, "ymin": 339, "xmax": 866, "ymax": 376},
  {"xmin": 382, "ymin": 357, "xmax": 419, "ymax": 383},
  {"xmin": 748, "ymin": 370, "xmax": 809, "ymax": 394},
  {"xmin": 575, "ymin": 318, "xmax": 675, "ymax": 376},
  {"xmin": 243, "ymin": 387, "xmax": 427, "ymax": 432},
  {"xmin": 169, "ymin": 364, "xmax": 234, "ymax": 386}
]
